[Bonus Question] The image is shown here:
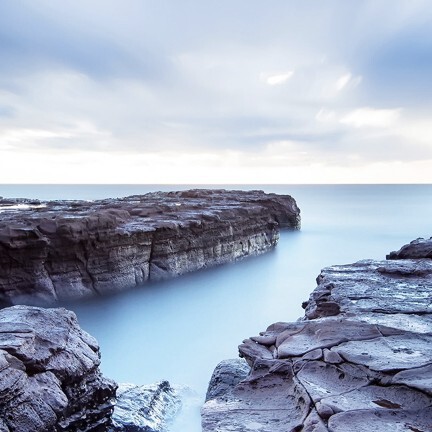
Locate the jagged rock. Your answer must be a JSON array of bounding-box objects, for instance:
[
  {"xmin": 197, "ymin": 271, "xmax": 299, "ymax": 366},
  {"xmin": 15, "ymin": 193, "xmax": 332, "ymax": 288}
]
[
  {"xmin": 202, "ymin": 359, "xmax": 311, "ymax": 432},
  {"xmin": 110, "ymin": 381, "xmax": 181, "ymax": 432},
  {"xmin": 0, "ymin": 305, "xmax": 116, "ymax": 432},
  {"xmin": 387, "ymin": 236, "xmax": 432, "ymax": 259},
  {"xmin": 0, "ymin": 189, "xmax": 300, "ymax": 305},
  {"xmin": 205, "ymin": 359, "xmax": 250, "ymax": 401},
  {"xmin": 304, "ymin": 259, "xmax": 432, "ymax": 320},
  {"xmin": 202, "ymin": 240, "xmax": 432, "ymax": 431}
]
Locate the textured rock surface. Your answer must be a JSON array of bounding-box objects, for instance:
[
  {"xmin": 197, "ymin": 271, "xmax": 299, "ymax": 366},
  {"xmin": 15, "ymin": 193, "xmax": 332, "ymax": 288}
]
[
  {"xmin": 203, "ymin": 243, "xmax": 432, "ymax": 431},
  {"xmin": 0, "ymin": 305, "xmax": 116, "ymax": 432},
  {"xmin": 387, "ymin": 236, "xmax": 432, "ymax": 259},
  {"xmin": 110, "ymin": 381, "xmax": 181, "ymax": 432},
  {"xmin": 205, "ymin": 359, "xmax": 250, "ymax": 402},
  {"xmin": 0, "ymin": 189, "xmax": 300, "ymax": 305}
]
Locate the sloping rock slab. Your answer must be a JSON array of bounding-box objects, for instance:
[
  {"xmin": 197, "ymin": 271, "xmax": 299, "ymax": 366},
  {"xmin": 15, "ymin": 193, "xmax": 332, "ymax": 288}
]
[
  {"xmin": 202, "ymin": 359, "xmax": 311, "ymax": 432},
  {"xmin": 0, "ymin": 305, "xmax": 116, "ymax": 432},
  {"xmin": 0, "ymin": 189, "xmax": 300, "ymax": 305},
  {"xmin": 304, "ymin": 259, "xmax": 432, "ymax": 320},
  {"xmin": 203, "ymin": 242, "xmax": 432, "ymax": 431}
]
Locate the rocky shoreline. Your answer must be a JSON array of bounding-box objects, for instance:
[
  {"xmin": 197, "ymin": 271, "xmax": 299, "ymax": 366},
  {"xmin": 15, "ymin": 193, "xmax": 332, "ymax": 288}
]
[
  {"xmin": 0, "ymin": 189, "xmax": 300, "ymax": 306},
  {"xmin": 0, "ymin": 306, "xmax": 117, "ymax": 431},
  {"xmin": 202, "ymin": 238, "xmax": 432, "ymax": 431},
  {"xmin": 0, "ymin": 305, "xmax": 182, "ymax": 432},
  {"xmin": 2, "ymin": 188, "xmax": 430, "ymax": 432}
]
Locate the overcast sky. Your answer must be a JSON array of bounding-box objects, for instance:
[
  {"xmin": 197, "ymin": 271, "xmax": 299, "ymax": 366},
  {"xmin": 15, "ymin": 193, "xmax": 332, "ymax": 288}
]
[{"xmin": 1, "ymin": 0, "xmax": 432, "ymax": 183}]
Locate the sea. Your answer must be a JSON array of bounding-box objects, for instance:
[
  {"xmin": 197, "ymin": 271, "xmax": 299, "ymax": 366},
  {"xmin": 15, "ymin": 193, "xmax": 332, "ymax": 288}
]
[{"xmin": 1, "ymin": 184, "xmax": 432, "ymax": 431}]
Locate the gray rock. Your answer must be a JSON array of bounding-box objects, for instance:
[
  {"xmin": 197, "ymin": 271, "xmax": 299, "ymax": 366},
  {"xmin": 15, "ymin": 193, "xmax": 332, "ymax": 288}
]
[
  {"xmin": 0, "ymin": 189, "xmax": 300, "ymax": 305},
  {"xmin": 201, "ymin": 359, "xmax": 311, "ymax": 432},
  {"xmin": 328, "ymin": 407, "xmax": 432, "ymax": 432},
  {"xmin": 0, "ymin": 305, "xmax": 116, "ymax": 432},
  {"xmin": 203, "ymin": 239, "xmax": 432, "ymax": 431},
  {"xmin": 205, "ymin": 358, "xmax": 250, "ymax": 401}
]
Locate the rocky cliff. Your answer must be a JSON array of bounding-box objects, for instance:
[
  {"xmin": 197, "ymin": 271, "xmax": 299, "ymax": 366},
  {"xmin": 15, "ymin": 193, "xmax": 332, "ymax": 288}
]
[
  {"xmin": 0, "ymin": 189, "xmax": 300, "ymax": 305},
  {"xmin": 0, "ymin": 306, "xmax": 182, "ymax": 432},
  {"xmin": 0, "ymin": 306, "xmax": 116, "ymax": 431},
  {"xmin": 202, "ymin": 241, "xmax": 432, "ymax": 431}
]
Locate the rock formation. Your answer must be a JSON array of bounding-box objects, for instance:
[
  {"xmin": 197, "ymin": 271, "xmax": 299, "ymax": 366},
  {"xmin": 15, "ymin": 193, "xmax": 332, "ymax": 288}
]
[
  {"xmin": 387, "ymin": 236, "xmax": 432, "ymax": 259},
  {"xmin": 0, "ymin": 305, "xmax": 116, "ymax": 431},
  {"xmin": 0, "ymin": 190, "xmax": 300, "ymax": 305},
  {"xmin": 202, "ymin": 243, "xmax": 432, "ymax": 431},
  {"xmin": 110, "ymin": 381, "xmax": 181, "ymax": 432}
]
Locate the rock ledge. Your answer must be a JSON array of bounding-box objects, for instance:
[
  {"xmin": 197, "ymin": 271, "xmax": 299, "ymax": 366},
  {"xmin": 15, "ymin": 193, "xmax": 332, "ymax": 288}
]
[
  {"xmin": 202, "ymin": 241, "xmax": 432, "ymax": 431},
  {"xmin": 0, "ymin": 189, "xmax": 300, "ymax": 305}
]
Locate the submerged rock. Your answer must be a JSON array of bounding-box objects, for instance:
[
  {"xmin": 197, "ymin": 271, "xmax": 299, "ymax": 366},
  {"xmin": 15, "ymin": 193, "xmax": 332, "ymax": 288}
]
[
  {"xmin": 0, "ymin": 189, "xmax": 300, "ymax": 305},
  {"xmin": 0, "ymin": 306, "xmax": 116, "ymax": 432},
  {"xmin": 202, "ymin": 240, "xmax": 432, "ymax": 431},
  {"xmin": 110, "ymin": 381, "xmax": 181, "ymax": 432}
]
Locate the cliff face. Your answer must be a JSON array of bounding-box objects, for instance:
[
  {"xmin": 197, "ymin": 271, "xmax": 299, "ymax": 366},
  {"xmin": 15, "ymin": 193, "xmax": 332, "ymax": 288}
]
[
  {"xmin": 0, "ymin": 306, "xmax": 116, "ymax": 432},
  {"xmin": 0, "ymin": 189, "xmax": 300, "ymax": 305},
  {"xmin": 202, "ymin": 242, "xmax": 432, "ymax": 432}
]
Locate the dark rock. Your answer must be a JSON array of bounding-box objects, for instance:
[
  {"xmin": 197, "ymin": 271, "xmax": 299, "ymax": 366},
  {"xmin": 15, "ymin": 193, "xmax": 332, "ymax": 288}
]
[
  {"xmin": 387, "ymin": 236, "xmax": 432, "ymax": 259},
  {"xmin": 0, "ymin": 305, "xmax": 116, "ymax": 432},
  {"xmin": 202, "ymin": 240, "xmax": 432, "ymax": 431},
  {"xmin": 0, "ymin": 190, "xmax": 300, "ymax": 305}
]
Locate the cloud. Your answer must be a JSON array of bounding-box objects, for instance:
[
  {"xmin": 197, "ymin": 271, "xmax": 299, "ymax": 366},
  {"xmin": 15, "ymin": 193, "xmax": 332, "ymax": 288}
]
[
  {"xmin": 340, "ymin": 108, "xmax": 401, "ymax": 128},
  {"xmin": 335, "ymin": 73, "xmax": 362, "ymax": 91},
  {"xmin": 1, "ymin": 0, "xmax": 432, "ymax": 183},
  {"xmin": 263, "ymin": 72, "xmax": 294, "ymax": 86}
]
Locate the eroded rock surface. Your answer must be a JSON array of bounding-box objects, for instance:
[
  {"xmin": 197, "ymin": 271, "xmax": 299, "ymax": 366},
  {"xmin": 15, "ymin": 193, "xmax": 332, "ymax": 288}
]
[
  {"xmin": 0, "ymin": 305, "xmax": 116, "ymax": 431},
  {"xmin": 0, "ymin": 190, "xmax": 300, "ymax": 305},
  {"xmin": 203, "ymin": 242, "xmax": 432, "ymax": 431}
]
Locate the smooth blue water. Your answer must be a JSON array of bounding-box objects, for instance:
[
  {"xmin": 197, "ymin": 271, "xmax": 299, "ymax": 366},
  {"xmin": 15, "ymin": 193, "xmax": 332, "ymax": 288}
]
[{"xmin": 1, "ymin": 184, "xmax": 432, "ymax": 431}]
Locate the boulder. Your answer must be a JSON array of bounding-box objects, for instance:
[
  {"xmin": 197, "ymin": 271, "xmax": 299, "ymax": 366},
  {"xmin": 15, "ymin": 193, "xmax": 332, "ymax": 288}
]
[
  {"xmin": 387, "ymin": 236, "xmax": 432, "ymax": 259},
  {"xmin": 0, "ymin": 306, "xmax": 116, "ymax": 431},
  {"xmin": 110, "ymin": 381, "xmax": 181, "ymax": 432}
]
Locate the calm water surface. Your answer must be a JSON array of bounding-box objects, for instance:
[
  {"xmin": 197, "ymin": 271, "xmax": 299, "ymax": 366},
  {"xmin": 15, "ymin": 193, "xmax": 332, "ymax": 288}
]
[{"xmin": 1, "ymin": 184, "xmax": 432, "ymax": 431}]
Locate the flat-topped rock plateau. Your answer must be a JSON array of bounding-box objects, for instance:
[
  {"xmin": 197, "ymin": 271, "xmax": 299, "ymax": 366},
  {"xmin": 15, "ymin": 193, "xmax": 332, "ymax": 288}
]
[
  {"xmin": 202, "ymin": 238, "xmax": 432, "ymax": 432},
  {"xmin": 0, "ymin": 189, "xmax": 300, "ymax": 305}
]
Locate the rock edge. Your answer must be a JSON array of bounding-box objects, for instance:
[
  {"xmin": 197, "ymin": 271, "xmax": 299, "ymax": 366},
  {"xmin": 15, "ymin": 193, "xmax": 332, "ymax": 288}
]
[
  {"xmin": 0, "ymin": 189, "xmax": 300, "ymax": 305},
  {"xmin": 202, "ymin": 240, "xmax": 432, "ymax": 431}
]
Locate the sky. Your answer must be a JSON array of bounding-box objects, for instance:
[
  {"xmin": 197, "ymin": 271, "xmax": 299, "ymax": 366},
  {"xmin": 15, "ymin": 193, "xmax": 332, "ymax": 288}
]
[{"xmin": 1, "ymin": 0, "xmax": 432, "ymax": 184}]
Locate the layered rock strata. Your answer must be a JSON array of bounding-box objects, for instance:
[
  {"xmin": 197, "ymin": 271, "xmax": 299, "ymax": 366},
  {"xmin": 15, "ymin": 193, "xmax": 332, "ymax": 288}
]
[
  {"xmin": 202, "ymin": 243, "xmax": 432, "ymax": 431},
  {"xmin": 0, "ymin": 189, "xmax": 300, "ymax": 305},
  {"xmin": 0, "ymin": 305, "xmax": 116, "ymax": 431}
]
